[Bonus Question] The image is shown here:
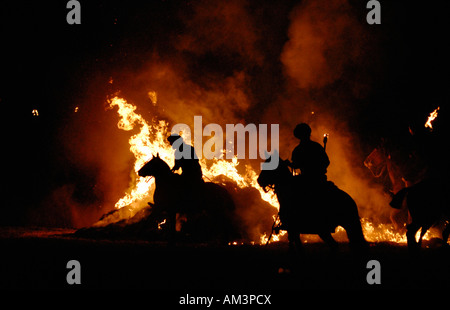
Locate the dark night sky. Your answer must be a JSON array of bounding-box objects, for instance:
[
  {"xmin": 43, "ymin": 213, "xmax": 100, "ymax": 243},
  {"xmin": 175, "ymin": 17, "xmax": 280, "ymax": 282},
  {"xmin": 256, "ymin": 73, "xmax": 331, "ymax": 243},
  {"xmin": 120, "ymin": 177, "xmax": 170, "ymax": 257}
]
[{"xmin": 0, "ymin": 0, "xmax": 448, "ymax": 226}]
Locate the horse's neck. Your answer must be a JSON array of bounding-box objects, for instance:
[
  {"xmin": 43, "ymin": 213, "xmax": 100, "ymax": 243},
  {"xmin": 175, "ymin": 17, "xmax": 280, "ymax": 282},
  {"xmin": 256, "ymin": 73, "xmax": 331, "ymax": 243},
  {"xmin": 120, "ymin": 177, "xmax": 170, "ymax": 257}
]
[
  {"xmin": 386, "ymin": 157, "xmax": 405, "ymax": 192},
  {"xmin": 273, "ymin": 175, "xmax": 293, "ymax": 196},
  {"xmin": 154, "ymin": 171, "xmax": 172, "ymax": 183},
  {"xmin": 154, "ymin": 170, "xmax": 181, "ymax": 191}
]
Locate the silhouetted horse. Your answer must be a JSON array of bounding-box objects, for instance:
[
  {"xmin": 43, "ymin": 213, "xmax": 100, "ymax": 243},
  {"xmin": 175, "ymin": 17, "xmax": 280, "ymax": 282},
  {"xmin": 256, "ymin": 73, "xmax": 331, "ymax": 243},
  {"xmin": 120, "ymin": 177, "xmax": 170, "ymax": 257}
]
[
  {"xmin": 257, "ymin": 157, "xmax": 367, "ymax": 252},
  {"xmin": 138, "ymin": 154, "xmax": 237, "ymax": 243},
  {"xmin": 366, "ymin": 143, "xmax": 450, "ymax": 250},
  {"xmin": 390, "ymin": 179, "xmax": 450, "ymax": 251},
  {"xmin": 364, "ymin": 144, "xmax": 410, "ymax": 229}
]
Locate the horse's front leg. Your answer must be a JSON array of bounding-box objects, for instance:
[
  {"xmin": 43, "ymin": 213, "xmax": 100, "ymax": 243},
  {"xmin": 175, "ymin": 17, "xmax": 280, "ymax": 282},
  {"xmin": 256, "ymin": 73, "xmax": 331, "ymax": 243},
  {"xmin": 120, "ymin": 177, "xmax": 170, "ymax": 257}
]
[
  {"xmin": 318, "ymin": 232, "xmax": 338, "ymax": 252},
  {"xmin": 442, "ymin": 222, "xmax": 450, "ymax": 245},
  {"xmin": 406, "ymin": 222, "xmax": 421, "ymax": 252},
  {"xmin": 288, "ymin": 230, "xmax": 303, "ymax": 258},
  {"xmin": 166, "ymin": 208, "xmax": 178, "ymax": 246}
]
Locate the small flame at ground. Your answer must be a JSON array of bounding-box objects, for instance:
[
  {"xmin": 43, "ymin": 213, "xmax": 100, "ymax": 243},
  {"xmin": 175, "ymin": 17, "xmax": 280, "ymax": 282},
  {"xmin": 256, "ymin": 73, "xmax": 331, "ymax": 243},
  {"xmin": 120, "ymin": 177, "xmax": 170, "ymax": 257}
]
[
  {"xmin": 264, "ymin": 218, "xmax": 437, "ymax": 245},
  {"xmin": 425, "ymin": 106, "xmax": 440, "ymax": 130}
]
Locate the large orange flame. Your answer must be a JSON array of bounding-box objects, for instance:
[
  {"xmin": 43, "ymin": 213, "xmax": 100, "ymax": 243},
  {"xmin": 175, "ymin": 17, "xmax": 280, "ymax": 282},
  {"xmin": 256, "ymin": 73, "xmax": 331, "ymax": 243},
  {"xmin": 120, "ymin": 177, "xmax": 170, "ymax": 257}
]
[{"xmin": 107, "ymin": 95, "xmax": 278, "ymax": 213}]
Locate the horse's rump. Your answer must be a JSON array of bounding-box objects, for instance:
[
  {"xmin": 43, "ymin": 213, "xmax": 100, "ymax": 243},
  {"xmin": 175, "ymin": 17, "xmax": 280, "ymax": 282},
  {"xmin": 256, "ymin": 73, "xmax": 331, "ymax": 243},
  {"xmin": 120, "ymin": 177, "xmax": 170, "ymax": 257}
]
[{"xmin": 406, "ymin": 180, "xmax": 447, "ymax": 222}]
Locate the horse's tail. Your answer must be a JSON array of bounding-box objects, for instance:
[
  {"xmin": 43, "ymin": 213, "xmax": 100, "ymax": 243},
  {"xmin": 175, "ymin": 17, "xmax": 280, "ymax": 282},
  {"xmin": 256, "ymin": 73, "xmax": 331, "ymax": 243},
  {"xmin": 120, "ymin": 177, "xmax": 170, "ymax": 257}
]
[{"xmin": 390, "ymin": 187, "xmax": 408, "ymax": 209}]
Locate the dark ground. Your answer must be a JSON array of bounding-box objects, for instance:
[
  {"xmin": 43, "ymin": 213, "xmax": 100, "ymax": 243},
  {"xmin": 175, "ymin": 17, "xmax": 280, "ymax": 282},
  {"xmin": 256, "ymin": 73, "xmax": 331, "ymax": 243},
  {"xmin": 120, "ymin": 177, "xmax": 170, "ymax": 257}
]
[{"xmin": 1, "ymin": 227, "xmax": 449, "ymax": 297}]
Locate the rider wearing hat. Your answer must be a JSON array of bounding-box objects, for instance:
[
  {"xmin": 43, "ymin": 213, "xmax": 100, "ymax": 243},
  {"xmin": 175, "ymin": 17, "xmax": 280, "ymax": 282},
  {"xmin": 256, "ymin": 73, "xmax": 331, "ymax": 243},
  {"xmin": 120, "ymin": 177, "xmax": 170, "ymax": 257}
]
[
  {"xmin": 291, "ymin": 123, "xmax": 330, "ymax": 183},
  {"xmin": 167, "ymin": 134, "xmax": 203, "ymax": 186}
]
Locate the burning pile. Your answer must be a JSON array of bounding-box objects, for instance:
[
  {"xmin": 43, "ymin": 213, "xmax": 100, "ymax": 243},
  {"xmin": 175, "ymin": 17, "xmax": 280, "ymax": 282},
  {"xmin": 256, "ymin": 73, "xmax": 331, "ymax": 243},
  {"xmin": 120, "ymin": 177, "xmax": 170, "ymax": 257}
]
[
  {"xmin": 107, "ymin": 95, "xmax": 278, "ymax": 211},
  {"xmin": 88, "ymin": 95, "xmax": 277, "ymax": 242}
]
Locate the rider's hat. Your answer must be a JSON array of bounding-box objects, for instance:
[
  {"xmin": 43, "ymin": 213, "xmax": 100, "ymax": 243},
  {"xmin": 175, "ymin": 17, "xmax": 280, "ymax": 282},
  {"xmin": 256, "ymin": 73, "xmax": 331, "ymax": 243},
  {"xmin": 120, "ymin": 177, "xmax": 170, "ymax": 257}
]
[
  {"xmin": 167, "ymin": 134, "xmax": 182, "ymax": 145},
  {"xmin": 293, "ymin": 123, "xmax": 311, "ymax": 140}
]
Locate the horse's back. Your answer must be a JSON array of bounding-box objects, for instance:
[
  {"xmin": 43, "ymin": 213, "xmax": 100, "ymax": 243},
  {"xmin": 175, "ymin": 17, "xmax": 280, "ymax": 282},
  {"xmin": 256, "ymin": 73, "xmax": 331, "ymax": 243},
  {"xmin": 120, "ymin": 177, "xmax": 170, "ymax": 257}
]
[
  {"xmin": 282, "ymin": 179, "xmax": 360, "ymax": 233},
  {"xmin": 406, "ymin": 179, "xmax": 448, "ymax": 221}
]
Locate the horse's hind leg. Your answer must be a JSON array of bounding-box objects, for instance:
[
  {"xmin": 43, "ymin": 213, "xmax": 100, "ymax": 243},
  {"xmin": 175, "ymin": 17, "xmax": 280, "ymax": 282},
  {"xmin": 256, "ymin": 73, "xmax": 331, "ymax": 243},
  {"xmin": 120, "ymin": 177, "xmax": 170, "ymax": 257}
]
[
  {"xmin": 418, "ymin": 223, "xmax": 431, "ymax": 248},
  {"xmin": 343, "ymin": 218, "xmax": 368, "ymax": 252},
  {"xmin": 406, "ymin": 222, "xmax": 421, "ymax": 252},
  {"xmin": 442, "ymin": 222, "xmax": 450, "ymax": 245},
  {"xmin": 319, "ymin": 233, "xmax": 338, "ymax": 252}
]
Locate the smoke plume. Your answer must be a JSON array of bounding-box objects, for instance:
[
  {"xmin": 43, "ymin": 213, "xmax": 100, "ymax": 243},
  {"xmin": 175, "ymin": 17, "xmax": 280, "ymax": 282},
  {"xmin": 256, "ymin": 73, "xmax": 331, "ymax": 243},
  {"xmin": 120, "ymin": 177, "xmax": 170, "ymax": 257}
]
[{"xmin": 42, "ymin": 0, "xmax": 391, "ymax": 232}]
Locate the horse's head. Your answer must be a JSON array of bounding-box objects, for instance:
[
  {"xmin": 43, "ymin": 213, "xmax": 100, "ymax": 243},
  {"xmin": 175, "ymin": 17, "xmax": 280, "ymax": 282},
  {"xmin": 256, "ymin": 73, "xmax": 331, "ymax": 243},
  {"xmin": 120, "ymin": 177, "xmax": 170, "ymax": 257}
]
[
  {"xmin": 257, "ymin": 156, "xmax": 291, "ymax": 192},
  {"xmin": 364, "ymin": 144, "xmax": 388, "ymax": 178},
  {"xmin": 138, "ymin": 153, "xmax": 171, "ymax": 178}
]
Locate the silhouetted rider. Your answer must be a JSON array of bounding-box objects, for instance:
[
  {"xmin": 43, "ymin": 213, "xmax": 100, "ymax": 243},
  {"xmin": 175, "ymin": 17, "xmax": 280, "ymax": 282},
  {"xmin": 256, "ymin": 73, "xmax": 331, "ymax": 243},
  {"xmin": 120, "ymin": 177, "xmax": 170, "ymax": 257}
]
[
  {"xmin": 167, "ymin": 134, "xmax": 203, "ymax": 185},
  {"xmin": 291, "ymin": 123, "xmax": 330, "ymax": 183}
]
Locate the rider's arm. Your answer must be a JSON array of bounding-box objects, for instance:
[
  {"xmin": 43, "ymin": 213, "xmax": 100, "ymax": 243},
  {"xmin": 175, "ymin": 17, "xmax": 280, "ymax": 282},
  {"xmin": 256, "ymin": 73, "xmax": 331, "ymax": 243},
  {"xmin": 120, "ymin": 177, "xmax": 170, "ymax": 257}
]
[
  {"xmin": 291, "ymin": 147, "xmax": 301, "ymax": 169},
  {"xmin": 289, "ymin": 160, "xmax": 299, "ymax": 169},
  {"xmin": 172, "ymin": 158, "xmax": 182, "ymax": 171},
  {"xmin": 323, "ymin": 150, "xmax": 330, "ymax": 168}
]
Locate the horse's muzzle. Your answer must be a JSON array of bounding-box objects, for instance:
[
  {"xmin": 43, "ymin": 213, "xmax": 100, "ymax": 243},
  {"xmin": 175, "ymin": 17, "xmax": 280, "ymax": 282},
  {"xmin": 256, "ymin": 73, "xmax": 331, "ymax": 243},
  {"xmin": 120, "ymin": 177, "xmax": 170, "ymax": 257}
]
[{"xmin": 137, "ymin": 167, "xmax": 146, "ymax": 177}]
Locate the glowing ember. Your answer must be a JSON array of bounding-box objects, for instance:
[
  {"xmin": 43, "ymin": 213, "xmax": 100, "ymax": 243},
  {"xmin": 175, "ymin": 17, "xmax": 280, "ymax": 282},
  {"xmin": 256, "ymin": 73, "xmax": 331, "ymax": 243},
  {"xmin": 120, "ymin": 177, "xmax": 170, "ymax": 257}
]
[
  {"xmin": 425, "ymin": 106, "xmax": 440, "ymax": 130},
  {"xmin": 157, "ymin": 219, "xmax": 166, "ymax": 230},
  {"xmin": 148, "ymin": 91, "xmax": 157, "ymax": 106}
]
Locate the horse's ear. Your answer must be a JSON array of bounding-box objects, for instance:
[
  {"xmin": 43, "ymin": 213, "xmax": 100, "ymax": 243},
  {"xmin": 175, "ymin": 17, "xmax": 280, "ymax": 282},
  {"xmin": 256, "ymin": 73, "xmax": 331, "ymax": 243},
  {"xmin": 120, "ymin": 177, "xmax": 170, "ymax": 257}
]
[{"xmin": 156, "ymin": 153, "xmax": 160, "ymax": 158}]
